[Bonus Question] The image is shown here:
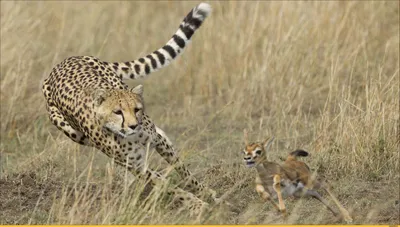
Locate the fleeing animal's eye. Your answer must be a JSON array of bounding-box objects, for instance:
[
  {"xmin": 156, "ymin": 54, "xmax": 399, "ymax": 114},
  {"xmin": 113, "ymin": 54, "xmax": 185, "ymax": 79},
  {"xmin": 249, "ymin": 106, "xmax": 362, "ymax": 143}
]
[
  {"xmin": 113, "ymin": 110, "xmax": 122, "ymax": 115},
  {"xmin": 255, "ymin": 150, "xmax": 262, "ymax": 155},
  {"xmin": 134, "ymin": 108, "xmax": 141, "ymax": 113}
]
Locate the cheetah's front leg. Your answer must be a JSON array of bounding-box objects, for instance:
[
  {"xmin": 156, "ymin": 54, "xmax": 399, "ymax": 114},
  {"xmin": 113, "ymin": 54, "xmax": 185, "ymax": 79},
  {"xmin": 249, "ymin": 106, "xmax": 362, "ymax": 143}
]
[
  {"xmin": 153, "ymin": 128, "xmax": 217, "ymax": 203},
  {"xmin": 127, "ymin": 165, "xmax": 209, "ymax": 217},
  {"xmin": 46, "ymin": 103, "xmax": 91, "ymax": 145}
]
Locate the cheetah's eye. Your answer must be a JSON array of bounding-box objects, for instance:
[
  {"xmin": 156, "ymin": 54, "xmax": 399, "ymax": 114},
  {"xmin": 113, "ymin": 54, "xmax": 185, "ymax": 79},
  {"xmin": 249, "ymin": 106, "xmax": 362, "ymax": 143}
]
[
  {"xmin": 134, "ymin": 108, "xmax": 141, "ymax": 113},
  {"xmin": 255, "ymin": 150, "xmax": 262, "ymax": 155},
  {"xmin": 113, "ymin": 110, "xmax": 123, "ymax": 115}
]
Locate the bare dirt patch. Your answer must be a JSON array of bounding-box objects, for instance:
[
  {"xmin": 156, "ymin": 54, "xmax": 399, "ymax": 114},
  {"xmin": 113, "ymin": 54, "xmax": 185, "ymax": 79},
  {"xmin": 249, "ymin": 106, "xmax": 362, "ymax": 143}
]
[{"xmin": 0, "ymin": 173, "xmax": 60, "ymax": 224}]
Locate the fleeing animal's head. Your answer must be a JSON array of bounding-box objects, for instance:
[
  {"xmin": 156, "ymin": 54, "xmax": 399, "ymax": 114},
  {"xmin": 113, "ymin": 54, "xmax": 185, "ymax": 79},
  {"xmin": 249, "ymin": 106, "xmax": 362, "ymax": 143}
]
[{"xmin": 242, "ymin": 129, "xmax": 274, "ymax": 168}]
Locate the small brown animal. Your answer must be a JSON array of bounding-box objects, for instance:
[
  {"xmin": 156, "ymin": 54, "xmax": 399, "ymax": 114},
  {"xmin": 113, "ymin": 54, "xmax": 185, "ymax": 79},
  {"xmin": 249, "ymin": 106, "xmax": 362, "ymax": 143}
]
[{"xmin": 242, "ymin": 130, "xmax": 353, "ymax": 223}]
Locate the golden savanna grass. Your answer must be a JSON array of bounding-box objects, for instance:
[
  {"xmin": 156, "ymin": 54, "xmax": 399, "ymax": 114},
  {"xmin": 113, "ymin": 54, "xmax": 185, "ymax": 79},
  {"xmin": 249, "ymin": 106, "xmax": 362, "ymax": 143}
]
[{"xmin": 0, "ymin": 1, "xmax": 399, "ymax": 224}]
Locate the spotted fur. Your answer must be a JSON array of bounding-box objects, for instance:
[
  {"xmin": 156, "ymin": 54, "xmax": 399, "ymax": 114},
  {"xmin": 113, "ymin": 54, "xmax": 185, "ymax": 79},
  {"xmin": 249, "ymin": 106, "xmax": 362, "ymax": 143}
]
[{"xmin": 42, "ymin": 3, "xmax": 216, "ymax": 214}]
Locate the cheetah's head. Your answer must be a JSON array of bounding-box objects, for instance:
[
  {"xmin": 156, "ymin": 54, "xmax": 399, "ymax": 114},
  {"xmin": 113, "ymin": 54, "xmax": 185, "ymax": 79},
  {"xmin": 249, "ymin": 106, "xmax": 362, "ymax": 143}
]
[
  {"xmin": 242, "ymin": 129, "xmax": 275, "ymax": 168},
  {"xmin": 87, "ymin": 85, "xmax": 144, "ymax": 138}
]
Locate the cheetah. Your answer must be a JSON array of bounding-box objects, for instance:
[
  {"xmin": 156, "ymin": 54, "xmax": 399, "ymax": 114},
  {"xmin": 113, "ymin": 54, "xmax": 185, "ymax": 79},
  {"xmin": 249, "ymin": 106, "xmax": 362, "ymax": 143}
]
[
  {"xmin": 42, "ymin": 3, "xmax": 217, "ymax": 214},
  {"xmin": 241, "ymin": 130, "xmax": 353, "ymax": 223}
]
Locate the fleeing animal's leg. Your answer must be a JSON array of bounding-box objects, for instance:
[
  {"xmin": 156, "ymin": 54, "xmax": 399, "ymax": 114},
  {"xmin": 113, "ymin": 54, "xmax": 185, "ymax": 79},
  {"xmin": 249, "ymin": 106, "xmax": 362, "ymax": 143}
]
[
  {"xmin": 305, "ymin": 189, "xmax": 339, "ymax": 216},
  {"xmin": 322, "ymin": 184, "xmax": 353, "ymax": 223},
  {"xmin": 256, "ymin": 184, "xmax": 280, "ymax": 211},
  {"xmin": 272, "ymin": 175, "xmax": 287, "ymax": 217}
]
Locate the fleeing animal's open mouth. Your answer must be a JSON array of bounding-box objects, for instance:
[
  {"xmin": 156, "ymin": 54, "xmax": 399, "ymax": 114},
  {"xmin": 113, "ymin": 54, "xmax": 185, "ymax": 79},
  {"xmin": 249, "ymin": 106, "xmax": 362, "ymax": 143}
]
[{"xmin": 246, "ymin": 161, "xmax": 255, "ymax": 168}]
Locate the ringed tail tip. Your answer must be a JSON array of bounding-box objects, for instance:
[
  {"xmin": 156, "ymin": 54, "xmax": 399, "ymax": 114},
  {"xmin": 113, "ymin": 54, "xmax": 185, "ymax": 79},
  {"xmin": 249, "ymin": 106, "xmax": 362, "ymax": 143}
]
[{"xmin": 196, "ymin": 3, "xmax": 212, "ymax": 18}]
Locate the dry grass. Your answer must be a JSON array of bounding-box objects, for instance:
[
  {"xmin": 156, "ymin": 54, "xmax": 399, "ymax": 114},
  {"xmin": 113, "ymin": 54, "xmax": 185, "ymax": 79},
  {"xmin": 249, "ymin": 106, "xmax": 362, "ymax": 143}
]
[{"xmin": 0, "ymin": 1, "xmax": 399, "ymax": 225}]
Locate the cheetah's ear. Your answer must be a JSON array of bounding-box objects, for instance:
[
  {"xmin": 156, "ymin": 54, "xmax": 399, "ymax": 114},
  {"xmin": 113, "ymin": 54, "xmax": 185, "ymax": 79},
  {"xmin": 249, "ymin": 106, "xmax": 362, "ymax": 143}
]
[
  {"xmin": 131, "ymin": 84, "xmax": 143, "ymax": 96},
  {"xmin": 85, "ymin": 88, "xmax": 109, "ymax": 106}
]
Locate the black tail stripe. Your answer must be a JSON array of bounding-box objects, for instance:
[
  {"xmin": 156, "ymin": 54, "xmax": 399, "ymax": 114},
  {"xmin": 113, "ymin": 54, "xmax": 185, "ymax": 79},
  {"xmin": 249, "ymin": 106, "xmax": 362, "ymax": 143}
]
[
  {"xmin": 183, "ymin": 9, "xmax": 194, "ymax": 23},
  {"xmin": 162, "ymin": 45, "xmax": 177, "ymax": 59},
  {"xmin": 188, "ymin": 18, "xmax": 203, "ymax": 28},
  {"xmin": 154, "ymin": 50, "xmax": 165, "ymax": 65},
  {"xmin": 144, "ymin": 64, "xmax": 150, "ymax": 74},
  {"xmin": 146, "ymin": 54, "xmax": 157, "ymax": 69},
  {"xmin": 172, "ymin": 34, "xmax": 186, "ymax": 48},
  {"xmin": 179, "ymin": 25, "xmax": 194, "ymax": 40}
]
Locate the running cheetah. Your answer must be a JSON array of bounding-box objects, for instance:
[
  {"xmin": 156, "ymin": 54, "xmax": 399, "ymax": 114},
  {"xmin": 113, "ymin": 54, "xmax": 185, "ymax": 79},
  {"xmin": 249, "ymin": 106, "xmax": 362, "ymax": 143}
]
[{"xmin": 42, "ymin": 3, "xmax": 217, "ymax": 214}]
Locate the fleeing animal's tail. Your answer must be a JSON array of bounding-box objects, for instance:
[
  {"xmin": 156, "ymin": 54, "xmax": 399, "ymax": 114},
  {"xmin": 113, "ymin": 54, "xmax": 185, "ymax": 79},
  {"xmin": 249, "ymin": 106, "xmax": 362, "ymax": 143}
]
[
  {"xmin": 108, "ymin": 3, "xmax": 211, "ymax": 80},
  {"xmin": 287, "ymin": 149, "xmax": 309, "ymax": 161}
]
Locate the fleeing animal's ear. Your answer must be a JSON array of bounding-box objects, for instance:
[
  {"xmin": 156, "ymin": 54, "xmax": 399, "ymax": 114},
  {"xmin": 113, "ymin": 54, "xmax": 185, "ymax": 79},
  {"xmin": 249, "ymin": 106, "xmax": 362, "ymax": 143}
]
[
  {"xmin": 86, "ymin": 88, "xmax": 109, "ymax": 106},
  {"xmin": 243, "ymin": 129, "xmax": 249, "ymax": 146},
  {"xmin": 263, "ymin": 136, "xmax": 275, "ymax": 151},
  {"xmin": 262, "ymin": 137, "xmax": 270, "ymax": 146},
  {"xmin": 131, "ymin": 84, "xmax": 143, "ymax": 96}
]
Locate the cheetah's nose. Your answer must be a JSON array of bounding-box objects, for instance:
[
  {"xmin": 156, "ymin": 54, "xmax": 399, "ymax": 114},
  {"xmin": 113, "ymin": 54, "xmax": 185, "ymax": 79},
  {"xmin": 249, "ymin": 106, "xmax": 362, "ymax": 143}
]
[
  {"xmin": 129, "ymin": 124, "xmax": 138, "ymax": 130},
  {"xmin": 244, "ymin": 157, "xmax": 251, "ymax": 160}
]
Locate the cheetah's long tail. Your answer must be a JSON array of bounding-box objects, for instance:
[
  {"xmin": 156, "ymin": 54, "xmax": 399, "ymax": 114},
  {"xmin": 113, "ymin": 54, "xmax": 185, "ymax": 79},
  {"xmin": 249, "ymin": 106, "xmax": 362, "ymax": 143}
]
[{"xmin": 109, "ymin": 3, "xmax": 211, "ymax": 80}]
